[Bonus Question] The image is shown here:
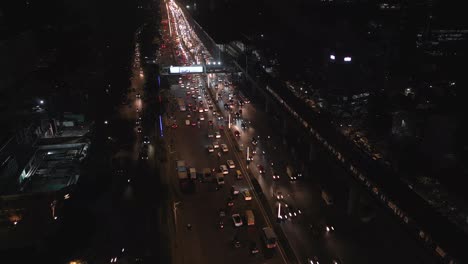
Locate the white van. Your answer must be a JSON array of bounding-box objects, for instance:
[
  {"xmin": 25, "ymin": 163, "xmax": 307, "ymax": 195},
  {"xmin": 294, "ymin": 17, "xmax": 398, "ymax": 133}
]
[{"xmin": 189, "ymin": 168, "xmax": 197, "ymax": 180}]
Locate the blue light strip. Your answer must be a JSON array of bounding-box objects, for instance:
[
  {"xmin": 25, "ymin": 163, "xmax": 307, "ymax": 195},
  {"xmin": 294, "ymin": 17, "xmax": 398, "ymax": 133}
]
[{"xmin": 159, "ymin": 115, "xmax": 164, "ymax": 137}]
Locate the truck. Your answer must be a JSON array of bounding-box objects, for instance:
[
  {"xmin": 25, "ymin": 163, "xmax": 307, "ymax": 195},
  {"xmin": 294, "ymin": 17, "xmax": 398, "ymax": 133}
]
[{"xmin": 177, "ymin": 160, "xmax": 189, "ymax": 190}]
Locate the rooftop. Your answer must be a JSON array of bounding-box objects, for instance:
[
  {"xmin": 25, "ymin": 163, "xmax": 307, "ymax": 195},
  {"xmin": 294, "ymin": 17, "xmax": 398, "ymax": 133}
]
[{"xmin": 18, "ymin": 141, "xmax": 89, "ymax": 194}]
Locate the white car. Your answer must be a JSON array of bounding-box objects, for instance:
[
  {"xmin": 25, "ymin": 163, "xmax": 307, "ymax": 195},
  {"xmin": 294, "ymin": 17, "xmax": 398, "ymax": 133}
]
[
  {"xmin": 185, "ymin": 119, "xmax": 190, "ymax": 126},
  {"xmin": 221, "ymin": 144, "xmax": 228, "ymax": 152},
  {"xmin": 232, "ymin": 213, "xmax": 243, "ymax": 227},
  {"xmin": 213, "ymin": 141, "xmax": 220, "ymax": 148},
  {"xmin": 215, "ymin": 132, "xmax": 221, "ymax": 138},
  {"xmin": 207, "ymin": 144, "xmax": 214, "ymax": 153},
  {"xmin": 227, "ymin": 160, "xmax": 235, "ymax": 169},
  {"xmin": 220, "ymin": 165, "xmax": 229, "ymax": 175},
  {"xmin": 199, "ymin": 114, "xmax": 205, "ymax": 121}
]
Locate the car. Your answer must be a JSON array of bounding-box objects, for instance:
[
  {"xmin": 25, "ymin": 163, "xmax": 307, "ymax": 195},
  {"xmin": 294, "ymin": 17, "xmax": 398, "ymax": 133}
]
[
  {"xmin": 171, "ymin": 123, "xmax": 178, "ymax": 129},
  {"xmin": 227, "ymin": 197, "xmax": 234, "ymax": 207},
  {"xmin": 231, "ymin": 186, "xmax": 240, "ymax": 195},
  {"xmin": 241, "ymin": 122, "xmax": 247, "ymax": 130},
  {"xmin": 257, "ymin": 165, "xmax": 265, "ymax": 174},
  {"xmin": 232, "ymin": 239, "xmax": 241, "ymax": 248},
  {"xmin": 219, "ymin": 220, "xmax": 224, "ymax": 229},
  {"xmin": 227, "ymin": 160, "xmax": 235, "ymax": 169},
  {"xmin": 208, "ymin": 120, "xmax": 213, "ymax": 126},
  {"xmin": 276, "ymin": 191, "xmax": 284, "ymax": 200},
  {"xmin": 215, "ymin": 131, "xmax": 221, "ymax": 138},
  {"xmin": 289, "ymin": 174, "xmax": 297, "ymax": 181},
  {"xmin": 288, "ymin": 205, "xmax": 302, "ymax": 217},
  {"xmin": 137, "ymin": 127, "xmax": 142, "ymax": 133},
  {"xmin": 331, "ymin": 258, "xmax": 342, "ymax": 264},
  {"xmin": 249, "ymin": 242, "xmax": 259, "ymax": 255},
  {"xmin": 325, "ymin": 224, "xmax": 335, "ymax": 233},
  {"xmin": 235, "ymin": 170, "xmax": 243, "ymax": 180},
  {"xmin": 221, "ymin": 144, "xmax": 228, "ymax": 152},
  {"xmin": 213, "ymin": 141, "xmax": 220, "ymax": 148},
  {"xmin": 242, "ymin": 190, "xmax": 252, "ymax": 201},
  {"xmin": 207, "ymin": 144, "xmax": 214, "ymax": 153},
  {"xmin": 234, "ymin": 130, "xmax": 240, "ymax": 137},
  {"xmin": 232, "ymin": 213, "xmax": 243, "ymax": 227},
  {"xmin": 251, "ymin": 137, "xmax": 257, "ymax": 145},
  {"xmin": 307, "ymin": 256, "xmax": 320, "ymax": 264},
  {"xmin": 220, "ymin": 165, "xmax": 229, "ymax": 174},
  {"xmin": 185, "ymin": 119, "xmax": 190, "ymax": 126},
  {"xmin": 140, "ymin": 145, "xmax": 149, "ymax": 160},
  {"xmin": 186, "ymin": 112, "xmax": 191, "ymax": 118},
  {"xmin": 143, "ymin": 136, "xmax": 150, "ymax": 144},
  {"xmin": 136, "ymin": 93, "xmax": 141, "ymax": 98},
  {"xmin": 191, "ymin": 120, "xmax": 197, "ymax": 126},
  {"xmin": 198, "ymin": 107, "xmax": 204, "ymax": 113},
  {"xmin": 219, "ymin": 208, "xmax": 226, "ymax": 217},
  {"xmin": 272, "ymin": 170, "xmax": 280, "ymax": 180},
  {"xmin": 135, "ymin": 120, "xmax": 141, "ymax": 126},
  {"xmin": 199, "ymin": 114, "xmax": 205, "ymax": 121}
]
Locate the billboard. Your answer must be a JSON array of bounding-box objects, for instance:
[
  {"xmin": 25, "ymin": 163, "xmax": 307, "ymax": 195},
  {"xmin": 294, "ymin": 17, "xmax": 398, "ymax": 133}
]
[{"xmin": 169, "ymin": 66, "xmax": 204, "ymax": 74}]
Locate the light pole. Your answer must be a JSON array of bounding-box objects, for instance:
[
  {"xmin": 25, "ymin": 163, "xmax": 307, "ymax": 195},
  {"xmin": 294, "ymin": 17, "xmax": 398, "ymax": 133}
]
[
  {"xmin": 173, "ymin": 201, "xmax": 181, "ymax": 232},
  {"xmin": 228, "ymin": 113, "xmax": 231, "ymax": 128}
]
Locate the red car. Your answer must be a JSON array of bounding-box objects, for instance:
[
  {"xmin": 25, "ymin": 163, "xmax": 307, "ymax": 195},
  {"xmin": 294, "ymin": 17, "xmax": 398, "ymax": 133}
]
[
  {"xmin": 191, "ymin": 120, "xmax": 197, "ymax": 126},
  {"xmin": 171, "ymin": 123, "xmax": 178, "ymax": 129},
  {"xmin": 234, "ymin": 130, "xmax": 240, "ymax": 137}
]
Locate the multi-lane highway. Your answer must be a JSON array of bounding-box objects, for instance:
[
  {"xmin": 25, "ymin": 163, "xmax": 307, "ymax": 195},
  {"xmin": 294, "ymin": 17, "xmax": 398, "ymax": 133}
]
[{"xmin": 160, "ymin": 0, "xmax": 440, "ymax": 263}]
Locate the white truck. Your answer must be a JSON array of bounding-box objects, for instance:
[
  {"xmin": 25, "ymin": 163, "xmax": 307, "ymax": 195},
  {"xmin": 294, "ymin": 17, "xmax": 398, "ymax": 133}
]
[{"xmin": 177, "ymin": 160, "xmax": 189, "ymax": 190}]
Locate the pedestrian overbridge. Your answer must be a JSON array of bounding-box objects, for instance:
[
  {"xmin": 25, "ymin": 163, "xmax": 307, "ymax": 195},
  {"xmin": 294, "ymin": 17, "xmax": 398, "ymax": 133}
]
[{"xmin": 159, "ymin": 64, "xmax": 237, "ymax": 75}]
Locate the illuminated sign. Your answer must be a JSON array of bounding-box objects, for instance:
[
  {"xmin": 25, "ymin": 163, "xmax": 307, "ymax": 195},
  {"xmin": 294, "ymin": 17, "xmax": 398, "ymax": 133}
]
[{"xmin": 169, "ymin": 66, "xmax": 204, "ymax": 74}]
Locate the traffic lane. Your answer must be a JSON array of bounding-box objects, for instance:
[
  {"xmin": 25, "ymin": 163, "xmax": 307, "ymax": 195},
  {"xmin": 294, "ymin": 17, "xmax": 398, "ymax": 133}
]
[
  {"xmin": 168, "ymin": 80, "xmax": 286, "ymax": 262},
  {"xmin": 225, "ymin": 80, "xmax": 438, "ymax": 263},
  {"xmin": 238, "ymin": 119, "xmax": 436, "ymax": 264},
  {"xmin": 168, "ymin": 97, "xmax": 282, "ymax": 263}
]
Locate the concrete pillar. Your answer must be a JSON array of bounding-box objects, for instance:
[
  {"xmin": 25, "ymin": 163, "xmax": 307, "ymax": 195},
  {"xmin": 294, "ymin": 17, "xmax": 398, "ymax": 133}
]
[{"xmin": 347, "ymin": 182, "xmax": 361, "ymax": 217}]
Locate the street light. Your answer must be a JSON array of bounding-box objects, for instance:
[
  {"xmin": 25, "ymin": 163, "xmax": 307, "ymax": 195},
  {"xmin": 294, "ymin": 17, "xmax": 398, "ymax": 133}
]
[
  {"xmin": 39, "ymin": 100, "xmax": 45, "ymax": 105},
  {"xmin": 330, "ymin": 55, "xmax": 336, "ymax": 60},
  {"xmin": 217, "ymin": 61, "xmax": 221, "ymax": 65}
]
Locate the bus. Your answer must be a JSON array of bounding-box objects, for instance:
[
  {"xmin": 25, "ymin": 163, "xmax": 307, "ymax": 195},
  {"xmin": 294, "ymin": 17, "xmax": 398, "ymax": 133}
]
[
  {"xmin": 177, "ymin": 98, "xmax": 186, "ymax": 111},
  {"xmin": 262, "ymin": 227, "xmax": 277, "ymax": 248}
]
